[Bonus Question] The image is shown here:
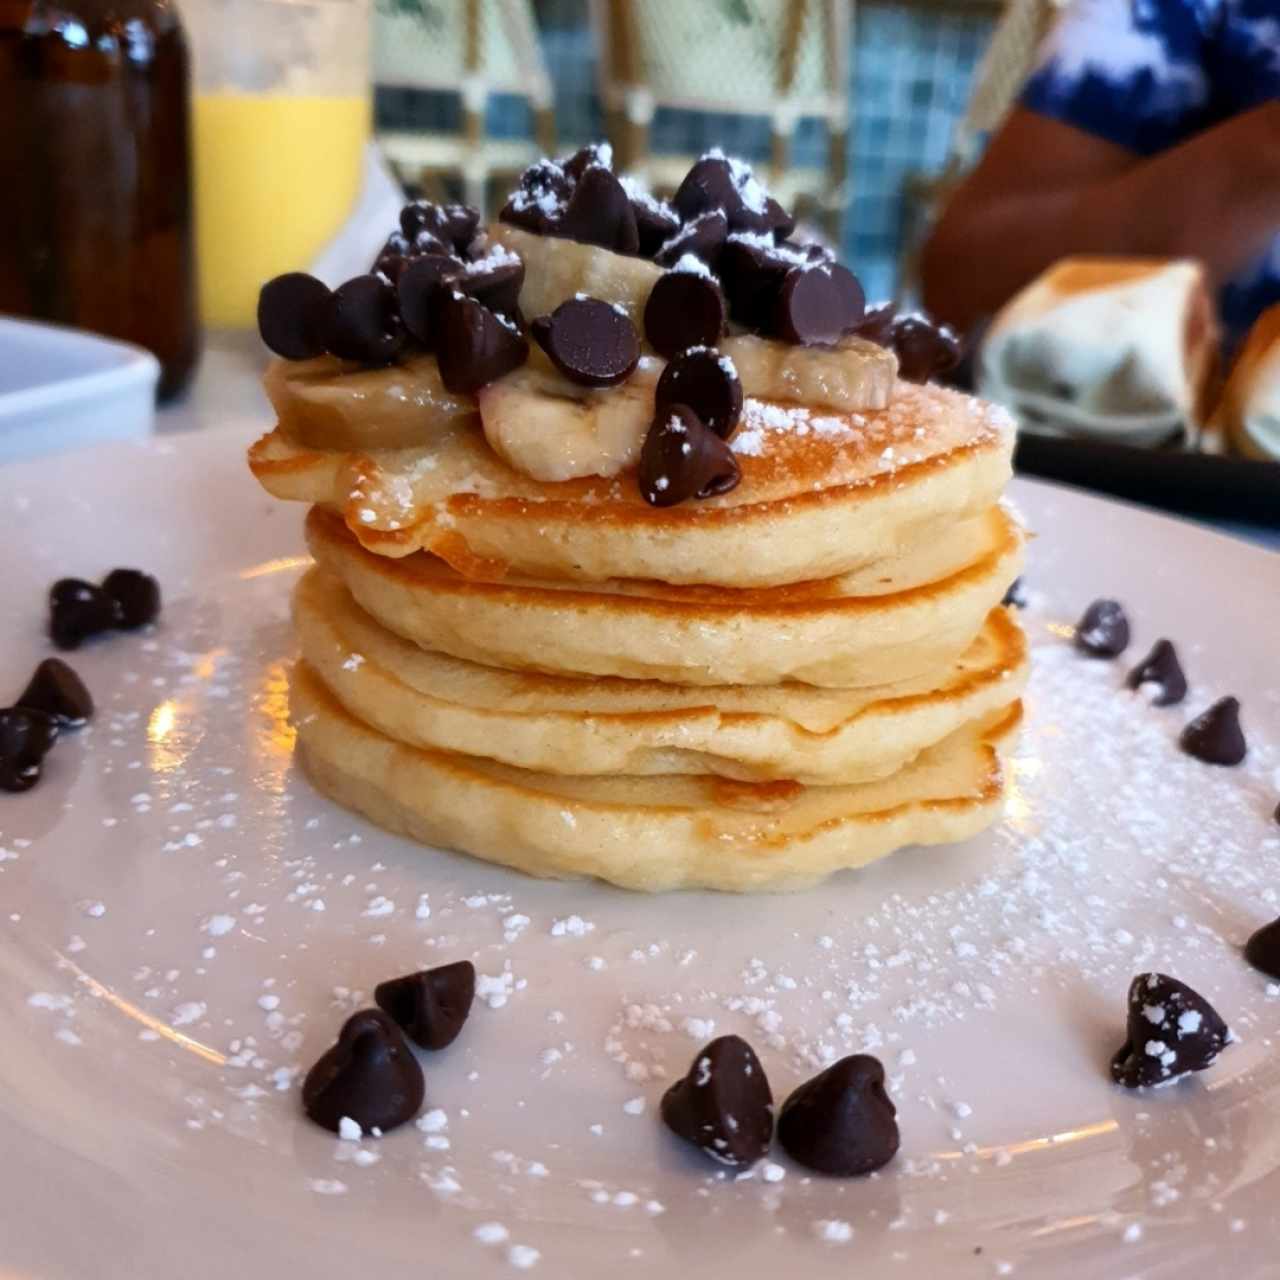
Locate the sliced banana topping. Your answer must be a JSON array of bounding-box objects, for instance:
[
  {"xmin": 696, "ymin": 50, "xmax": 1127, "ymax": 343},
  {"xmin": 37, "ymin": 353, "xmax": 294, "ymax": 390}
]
[
  {"xmin": 721, "ymin": 333, "xmax": 897, "ymax": 414},
  {"xmin": 477, "ymin": 359, "xmax": 663, "ymax": 482}
]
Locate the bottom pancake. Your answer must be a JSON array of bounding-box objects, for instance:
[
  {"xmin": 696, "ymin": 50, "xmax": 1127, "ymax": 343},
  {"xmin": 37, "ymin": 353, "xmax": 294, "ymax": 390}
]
[
  {"xmin": 295, "ymin": 567, "xmax": 1029, "ymax": 784},
  {"xmin": 291, "ymin": 661, "xmax": 1021, "ymax": 893}
]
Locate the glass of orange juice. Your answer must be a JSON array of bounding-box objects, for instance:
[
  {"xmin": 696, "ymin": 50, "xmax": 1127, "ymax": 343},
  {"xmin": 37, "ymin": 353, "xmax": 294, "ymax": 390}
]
[{"xmin": 185, "ymin": 0, "xmax": 372, "ymax": 328}]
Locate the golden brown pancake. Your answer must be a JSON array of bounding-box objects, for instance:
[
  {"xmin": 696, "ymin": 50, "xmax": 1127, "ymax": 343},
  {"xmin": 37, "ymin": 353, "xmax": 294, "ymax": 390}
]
[
  {"xmin": 250, "ymin": 376, "xmax": 1014, "ymax": 587},
  {"xmin": 296, "ymin": 566, "xmax": 1029, "ymax": 784},
  {"xmin": 304, "ymin": 502, "xmax": 1025, "ymax": 687},
  {"xmin": 291, "ymin": 659, "xmax": 1022, "ymax": 893}
]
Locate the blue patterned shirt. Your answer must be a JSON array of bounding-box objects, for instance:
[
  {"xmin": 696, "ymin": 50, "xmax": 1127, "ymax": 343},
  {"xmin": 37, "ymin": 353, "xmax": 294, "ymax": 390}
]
[{"xmin": 1021, "ymin": 0, "xmax": 1280, "ymax": 345}]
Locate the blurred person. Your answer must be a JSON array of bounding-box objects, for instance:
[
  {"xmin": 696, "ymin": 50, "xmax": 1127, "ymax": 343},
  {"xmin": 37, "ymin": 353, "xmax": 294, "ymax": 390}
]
[{"xmin": 921, "ymin": 0, "xmax": 1280, "ymax": 350}]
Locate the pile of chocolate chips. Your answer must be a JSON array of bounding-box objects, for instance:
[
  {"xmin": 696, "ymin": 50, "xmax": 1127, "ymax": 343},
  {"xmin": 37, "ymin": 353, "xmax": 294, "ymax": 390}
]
[
  {"xmin": 1, "ymin": 658, "xmax": 93, "ymax": 792},
  {"xmin": 661, "ymin": 1033, "xmax": 899, "ymax": 1176},
  {"xmin": 259, "ymin": 145, "xmax": 958, "ymax": 402},
  {"xmin": 301, "ymin": 960, "xmax": 475, "ymax": 1135},
  {"xmin": 257, "ymin": 200, "xmax": 529, "ymax": 392}
]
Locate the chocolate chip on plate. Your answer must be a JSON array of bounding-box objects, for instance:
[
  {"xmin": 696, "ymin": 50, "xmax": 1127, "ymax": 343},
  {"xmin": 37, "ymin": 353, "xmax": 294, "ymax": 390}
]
[
  {"xmin": 1179, "ymin": 696, "xmax": 1246, "ymax": 766},
  {"xmin": 302, "ymin": 1008, "xmax": 425, "ymax": 1135},
  {"xmin": 654, "ymin": 209, "xmax": 729, "ymax": 270},
  {"xmin": 1244, "ymin": 917, "xmax": 1280, "ymax": 980},
  {"xmin": 375, "ymin": 960, "xmax": 475, "ymax": 1050},
  {"xmin": 49, "ymin": 578, "xmax": 120, "ymax": 650},
  {"xmin": 1073, "ymin": 599, "xmax": 1130, "ymax": 658},
  {"xmin": 396, "ymin": 253, "xmax": 464, "ymax": 349},
  {"xmin": 661, "ymin": 1034, "xmax": 773, "ymax": 1167},
  {"xmin": 772, "ymin": 262, "xmax": 864, "ymax": 345},
  {"xmin": 256, "ymin": 272, "xmax": 332, "ymax": 360},
  {"xmin": 644, "ymin": 269, "xmax": 727, "ymax": 359},
  {"xmin": 638, "ymin": 404, "xmax": 741, "ymax": 508},
  {"xmin": 437, "ymin": 293, "xmax": 529, "ymax": 394},
  {"xmin": 324, "ymin": 274, "xmax": 405, "ymax": 366},
  {"xmin": 654, "ymin": 347, "xmax": 743, "ymax": 439},
  {"xmin": 102, "ymin": 568, "xmax": 161, "ymax": 630},
  {"xmin": 531, "ymin": 297, "xmax": 639, "ymax": 388},
  {"xmin": 17, "ymin": 658, "xmax": 93, "ymax": 726},
  {"xmin": 0, "ymin": 706, "xmax": 58, "ymax": 793},
  {"xmin": 1125, "ymin": 638, "xmax": 1187, "ymax": 707},
  {"xmin": 1110, "ymin": 973, "xmax": 1230, "ymax": 1088},
  {"xmin": 1002, "ymin": 577, "xmax": 1027, "ymax": 609},
  {"xmin": 777, "ymin": 1054, "xmax": 900, "ymax": 1176},
  {"xmin": 556, "ymin": 165, "xmax": 640, "ymax": 256}
]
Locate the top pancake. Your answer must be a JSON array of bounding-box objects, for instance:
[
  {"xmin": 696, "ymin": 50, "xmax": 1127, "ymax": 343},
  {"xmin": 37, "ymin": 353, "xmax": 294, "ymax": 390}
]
[{"xmin": 249, "ymin": 375, "xmax": 1015, "ymax": 588}]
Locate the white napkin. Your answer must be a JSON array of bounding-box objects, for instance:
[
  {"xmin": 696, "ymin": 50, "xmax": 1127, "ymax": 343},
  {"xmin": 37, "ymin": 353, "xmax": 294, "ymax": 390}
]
[
  {"xmin": 307, "ymin": 143, "xmax": 407, "ymax": 288},
  {"xmin": 979, "ymin": 258, "xmax": 1217, "ymax": 448},
  {"xmin": 1212, "ymin": 304, "xmax": 1280, "ymax": 461}
]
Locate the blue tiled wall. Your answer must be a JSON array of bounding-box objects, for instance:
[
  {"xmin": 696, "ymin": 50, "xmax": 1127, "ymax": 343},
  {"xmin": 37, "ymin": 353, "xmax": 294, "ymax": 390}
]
[{"xmin": 375, "ymin": 2, "xmax": 996, "ymax": 300}]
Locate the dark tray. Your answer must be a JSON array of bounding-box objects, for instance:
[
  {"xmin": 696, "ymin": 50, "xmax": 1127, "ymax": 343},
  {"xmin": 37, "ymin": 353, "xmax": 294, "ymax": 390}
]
[{"xmin": 1014, "ymin": 433, "xmax": 1280, "ymax": 525}]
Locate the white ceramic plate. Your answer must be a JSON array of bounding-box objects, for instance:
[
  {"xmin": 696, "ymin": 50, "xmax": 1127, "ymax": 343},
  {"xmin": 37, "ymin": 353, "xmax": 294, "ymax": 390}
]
[{"xmin": 2, "ymin": 429, "xmax": 1278, "ymax": 1280}]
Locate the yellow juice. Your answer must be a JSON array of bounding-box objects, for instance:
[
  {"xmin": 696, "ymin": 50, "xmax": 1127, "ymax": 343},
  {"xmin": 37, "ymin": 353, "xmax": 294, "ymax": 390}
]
[{"xmin": 194, "ymin": 93, "xmax": 371, "ymax": 328}]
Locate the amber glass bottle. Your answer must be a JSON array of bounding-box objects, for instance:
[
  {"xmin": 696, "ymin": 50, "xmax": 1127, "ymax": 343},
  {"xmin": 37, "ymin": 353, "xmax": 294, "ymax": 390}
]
[{"xmin": 0, "ymin": 0, "xmax": 199, "ymax": 399}]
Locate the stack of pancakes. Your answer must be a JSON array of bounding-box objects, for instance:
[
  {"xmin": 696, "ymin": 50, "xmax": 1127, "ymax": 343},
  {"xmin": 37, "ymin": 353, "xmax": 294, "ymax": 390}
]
[{"xmin": 248, "ymin": 152, "xmax": 1026, "ymax": 893}]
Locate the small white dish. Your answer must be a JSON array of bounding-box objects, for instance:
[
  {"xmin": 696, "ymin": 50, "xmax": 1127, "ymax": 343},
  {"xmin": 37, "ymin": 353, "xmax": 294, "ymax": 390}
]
[{"xmin": 0, "ymin": 315, "xmax": 159, "ymax": 463}]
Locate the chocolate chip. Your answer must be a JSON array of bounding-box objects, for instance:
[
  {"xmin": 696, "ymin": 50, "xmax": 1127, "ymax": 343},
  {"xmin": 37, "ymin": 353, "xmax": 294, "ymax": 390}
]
[
  {"xmin": 890, "ymin": 314, "xmax": 961, "ymax": 382},
  {"xmin": 639, "ymin": 403, "xmax": 741, "ymax": 508},
  {"xmin": 302, "ymin": 1008, "xmax": 424, "ymax": 1135},
  {"xmin": 561, "ymin": 142, "xmax": 613, "ymax": 182},
  {"xmin": 632, "ymin": 196, "xmax": 680, "ymax": 257},
  {"xmin": 0, "ymin": 707, "xmax": 58, "ymax": 793},
  {"xmin": 654, "ymin": 210, "xmax": 729, "ymax": 270},
  {"xmin": 555, "ymin": 165, "xmax": 640, "ymax": 255},
  {"xmin": 777, "ymin": 1054, "xmax": 900, "ymax": 1176},
  {"xmin": 437, "ymin": 293, "xmax": 529, "ymax": 394},
  {"xmin": 655, "ymin": 347, "xmax": 743, "ymax": 439},
  {"xmin": 458, "ymin": 255, "xmax": 525, "ymax": 325},
  {"xmin": 1125, "ymin": 639, "xmax": 1187, "ymax": 707},
  {"xmin": 733, "ymin": 191, "xmax": 795, "ymax": 239},
  {"xmin": 531, "ymin": 297, "xmax": 639, "ymax": 388},
  {"xmin": 1110, "ymin": 973, "xmax": 1230, "ymax": 1088},
  {"xmin": 49, "ymin": 578, "xmax": 119, "ymax": 650},
  {"xmin": 1002, "ymin": 577, "xmax": 1027, "ymax": 609},
  {"xmin": 673, "ymin": 155, "xmax": 741, "ymax": 224},
  {"xmin": 500, "ymin": 159, "xmax": 573, "ymax": 233},
  {"xmin": 17, "ymin": 658, "xmax": 93, "ymax": 726},
  {"xmin": 396, "ymin": 253, "xmax": 464, "ymax": 349},
  {"xmin": 102, "ymin": 568, "xmax": 161, "ymax": 630},
  {"xmin": 401, "ymin": 200, "xmax": 479, "ymax": 253},
  {"xmin": 644, "ymin": 271, "xmax": 727, "ymax": 359},
  {"xmin": 256, "ymin": 272, "xmax": 332, "ymax": 360},
  {"xmin": 375, "ymin": 960, "xmax": 475, "ymax": 1050},
  {"xmin": 660, "ymin": 1034, "xmax": 773, "ymax": 1167},
  {"xmin": 1245, "ymin": 917, "xmax": 1280, "ymax": 980},
  {"xmin": 720, "ymin": 236, "xmax": 793, "ymax": 330},
  {"xmin": 853, "ymin": 300, "xmax": 897, "ymax": 347},
  {"xmin": 1074, "ymin": 599, "xmax": 1130, "ymax": 658},
  {"xmin": 772, "ymin": 263, "xmax": 864, "ymax": 345},
  {"xmin": 1179, "ymin": 696, "xmax": 1246, "ymax": 766},
  {"xmin": 324, "ymin": 274, "xmax": 405, "ymax": 366}
]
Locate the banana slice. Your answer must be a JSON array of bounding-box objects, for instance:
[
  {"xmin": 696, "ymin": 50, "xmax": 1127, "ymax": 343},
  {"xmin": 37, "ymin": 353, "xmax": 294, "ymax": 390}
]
[
  {"xmin": 489, "ymin": 223, "xmax": 663, "ymax": 325},
  {"xmin": 722, "ymin": 332, "xmax": 898, "ymax": 414},
  {"xmin": 266, "ymin": 353, "xmax": 475, "ymax": 451},
  {"xmin": 477, "ymin": 357, "xmax": 664, "ymax": 482}
]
